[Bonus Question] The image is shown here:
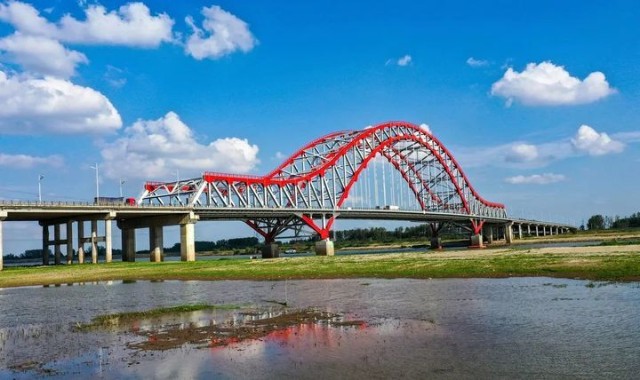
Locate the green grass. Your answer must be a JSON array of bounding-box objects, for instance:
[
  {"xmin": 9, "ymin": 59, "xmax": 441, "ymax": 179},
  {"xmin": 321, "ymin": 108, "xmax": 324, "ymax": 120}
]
[
  {"xmin": 79, "ymin": 303, "xmax": 239, "ymax": 329},
  {"xmin": 1, "ymin": 247, "xmax": 639, "ymax": 288}
]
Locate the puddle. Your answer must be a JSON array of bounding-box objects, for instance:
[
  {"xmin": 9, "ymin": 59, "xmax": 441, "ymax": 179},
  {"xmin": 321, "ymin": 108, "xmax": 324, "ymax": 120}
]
[{"xmin": 121, "ymin": 308, "xmax": 365, "ymax": 351}]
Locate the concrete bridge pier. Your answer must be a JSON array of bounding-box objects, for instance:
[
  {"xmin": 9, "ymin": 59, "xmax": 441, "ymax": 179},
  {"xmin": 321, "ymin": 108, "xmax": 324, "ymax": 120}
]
[
  {"xmin": 77, "ymin": 222, "xmax": 85, "ymax": 263},
  {"xmin": 42, "ymin": 225, "xmax": 50, "ymax": 265},
  {"xmin": 149, "ymin": 226, "xmax": 164, "ymax": 262},
  {"xmin": 121, "ymin": 228, "xmax": 136, "ymax": 262},
  {"xmin": 0, "ymin": 212, "xmax": 5, "ymax": 271},
  {"xmin": 261, "ymin": 242, "xmax": 280, "ymax": 258},
  {"xmin": 66, "ymin": 221, "xmax": 73, "ymax": 264},
  {"xmin": 517, "ymin": 224, "xmax": 523, "ymax": 239},
  {"xmin": 180, "ymin": 222, "xmax": 196, "ymax": 262},
  {"xmin": 54, "ymin": 224, "xmax": 62, "ymax": 265},
  {"xmin": 505, "ymin": 222, "xmax": 514, "ymax": 244},
  {"xmin": 483, "ymin": 225, "xmax": 494, "ymax": 244},
  {"xmin": 429, "ymin": 222, "xmax": 443, "ymax": 250},
  {"xmin": 91, "ymin": 220, "xmax": 98, "ymax": 264},
  {"xmin": 315, "ymin": 239, "xmax": 335, "ymax": 256}
]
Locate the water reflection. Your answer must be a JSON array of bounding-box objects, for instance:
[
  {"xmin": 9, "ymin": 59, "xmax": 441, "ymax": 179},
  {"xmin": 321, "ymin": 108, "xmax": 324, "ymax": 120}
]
[{"xmin": 0, "ymin": 278, "xmax": 638, "ymax": 379}]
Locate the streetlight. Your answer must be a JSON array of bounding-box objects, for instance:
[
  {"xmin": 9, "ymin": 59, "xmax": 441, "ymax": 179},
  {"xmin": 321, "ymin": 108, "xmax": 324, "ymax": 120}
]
[
  {"xmin": 90, "ymin": 163, "xmax": 99, "ymax": 203},
  {"xmin": 119, "ymin": 178, "xmax": 125, "ymax": 198},
  {"xmin": 38, "ymin": 174, "xmax": 44, "ymax": 202}
]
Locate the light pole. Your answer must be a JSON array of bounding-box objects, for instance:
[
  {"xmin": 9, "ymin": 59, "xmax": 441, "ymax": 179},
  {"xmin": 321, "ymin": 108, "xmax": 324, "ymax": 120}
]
[
  {"xmin": 38, "ymin": 174, "xmax": 44, "ymax": 202},
  {"xmin": 90, "ymin": 163, "xmax": 99, "ymax": 203},
  {"xmin": 119, "ymin": 178, "xmax": 125, "ymax": 198}
]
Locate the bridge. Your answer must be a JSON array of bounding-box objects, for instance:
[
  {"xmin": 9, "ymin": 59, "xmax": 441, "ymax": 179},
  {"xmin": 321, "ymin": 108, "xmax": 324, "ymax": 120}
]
[{"xmin": 0, "ymin": 122, "xmax": 574, "ymax": 270}]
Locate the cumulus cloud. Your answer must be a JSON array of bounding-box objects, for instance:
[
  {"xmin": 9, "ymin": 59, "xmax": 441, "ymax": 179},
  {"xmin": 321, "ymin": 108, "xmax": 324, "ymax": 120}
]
[
  {"xmin": 419, "ymin": 123, "xmax": 431, "ymax": 133},
  {"xmin": 0, "ymin": 70, "xmax": 122, "ymax": 134},
  {"xmin": 491, "ymin": 61, "xmax": 615, "ymax": 106},
  {"xmin": 505, "ymin": 173, "xmax": 566, "ymax": 185},
  {"xmin": 455, "ymin": 124, "xmax": 626, "ymax": 169},
  {"xmin": 0, "ymin": 153, "xmax": 63, "ymax": 168},
  {"xmin": 0, "ymin": 33, "xmax": 87, "ymax": 78},
  {"xmin": 100, "ymin": 112, "xmax": 260, "ymax": 180},
  {"xmin": 571, "ymin": 124, "xmax": 624, "ymax": 156},
  {"xmin": 0, "ymin": 1, "xmax": 174, "ymax": 47},
  {"xmin": 185, "ymin": 5, "xmax": 257, "ymax": 60},
  {"xmin": 466, "ymin": 57, "xmax": 489, "ymax": 67}
]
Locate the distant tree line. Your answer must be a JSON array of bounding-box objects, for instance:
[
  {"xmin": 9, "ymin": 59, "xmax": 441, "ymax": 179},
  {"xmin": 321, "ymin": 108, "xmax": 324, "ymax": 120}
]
[
  {"xmin": 584, "ymin": 212, "xmax": 640, "ymax": 230},
  {"xmin": 165, "ymin": 237, "xmax": 260, "ymax": 253}
]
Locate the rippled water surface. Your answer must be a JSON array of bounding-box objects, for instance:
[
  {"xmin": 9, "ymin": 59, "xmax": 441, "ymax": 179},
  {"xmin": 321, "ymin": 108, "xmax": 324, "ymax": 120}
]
[{"xmin": 0, "ymin": 278, "xmax": 638, "ymax": 379}]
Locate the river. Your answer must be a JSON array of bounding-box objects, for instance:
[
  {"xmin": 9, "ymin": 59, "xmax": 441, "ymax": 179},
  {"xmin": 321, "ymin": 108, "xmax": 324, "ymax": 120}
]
[{"xmin": 0, "ymin": 277, "xmax": 638, "ymax": 379}]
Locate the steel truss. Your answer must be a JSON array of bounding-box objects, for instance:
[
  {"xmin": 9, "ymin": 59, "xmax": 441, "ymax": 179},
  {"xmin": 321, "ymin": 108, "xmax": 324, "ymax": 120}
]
[{"xmin": 139, "ymin": 122, "xmax": 507, "ymax": 240}]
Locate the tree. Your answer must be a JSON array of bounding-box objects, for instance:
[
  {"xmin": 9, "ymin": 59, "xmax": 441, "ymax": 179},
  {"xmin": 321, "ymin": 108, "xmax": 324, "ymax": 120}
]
[{"xmin": 587, "ymin": 214, "xmax": 605, "ymax": 230}]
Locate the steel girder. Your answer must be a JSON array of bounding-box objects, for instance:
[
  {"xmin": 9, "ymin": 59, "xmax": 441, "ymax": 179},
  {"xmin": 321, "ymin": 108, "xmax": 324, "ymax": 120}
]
[{"xmin": 139, "ymin": 122, "xmax": 507, "ymax": 223}]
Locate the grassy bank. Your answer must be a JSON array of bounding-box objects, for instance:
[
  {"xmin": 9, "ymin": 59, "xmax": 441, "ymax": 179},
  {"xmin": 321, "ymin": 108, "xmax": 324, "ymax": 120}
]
[{"xmin": 1, "ymin": 244, "xmax": 639, "ymax": 288}]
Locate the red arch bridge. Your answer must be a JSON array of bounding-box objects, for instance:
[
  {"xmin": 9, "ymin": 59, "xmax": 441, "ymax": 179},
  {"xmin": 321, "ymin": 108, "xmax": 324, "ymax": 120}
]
[{"xmin": 0, "ymin": 122, "xmax": 574, "ymax": 269}]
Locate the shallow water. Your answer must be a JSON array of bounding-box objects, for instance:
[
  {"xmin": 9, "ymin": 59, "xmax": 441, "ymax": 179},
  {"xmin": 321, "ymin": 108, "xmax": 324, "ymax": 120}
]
[{"xmin": 0, "ymin": 278, "xmax": 638, "ymax": 379}]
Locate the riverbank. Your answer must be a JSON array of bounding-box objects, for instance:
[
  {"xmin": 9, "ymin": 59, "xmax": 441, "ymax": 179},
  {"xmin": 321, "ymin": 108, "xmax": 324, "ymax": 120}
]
[{"xmin": 1, "ymin": 244, "xmax": 639, "ymax": 288}]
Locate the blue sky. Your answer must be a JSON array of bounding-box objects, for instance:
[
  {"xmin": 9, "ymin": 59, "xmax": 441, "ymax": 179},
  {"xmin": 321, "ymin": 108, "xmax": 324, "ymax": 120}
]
[{"xmin": 0, "ymin": 0, "xmax": 639, "ymax": 253}]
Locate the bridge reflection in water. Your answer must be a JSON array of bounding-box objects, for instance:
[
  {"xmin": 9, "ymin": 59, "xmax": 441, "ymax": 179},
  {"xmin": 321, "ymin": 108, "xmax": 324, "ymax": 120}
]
[{"xmin": 0, "ymin": 122, "xmax": 573, "ymax": 270}]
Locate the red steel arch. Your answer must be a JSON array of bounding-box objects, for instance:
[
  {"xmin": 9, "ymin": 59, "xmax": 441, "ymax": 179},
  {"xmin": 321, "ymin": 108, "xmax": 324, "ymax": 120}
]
[{"xmin": 140, "ymin": 122, "xmax": 507, "ymax": 237}]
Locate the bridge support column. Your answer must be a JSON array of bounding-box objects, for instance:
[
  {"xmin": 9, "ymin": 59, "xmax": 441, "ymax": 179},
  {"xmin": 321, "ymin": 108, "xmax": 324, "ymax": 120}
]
[
  {"xmin": 484, "ymin": 225, "xmax": 494, "ymax": 244},
  {"xmin": 54, "ymin": 224, "xmax": 61, "ymax": 265},
  {"xmin": 0, "ymin": 217, "xmax": 4, "ymax": 271},
  {"xmin": 315, "ymin": 239, "xmax": 334, "ymax": 256},
  {"xmin": 535, "ymin": 225, "xmax": 539, "ymax": 237},
  {"xmin": 518, "ymin": 224, "xmax": 523, "ymax": 240},
  {"xmin": 77, "ymin": 222, "xmax": 85, "ymax": 264},
  {"xmin": 542, "ymin": 226, "xmax": 547, "ymax": 236},
  {"xmin": 505, "ymin": 222, "xmax": 514, "ymax": 245},
  {"xmin": 121, "ymin": 228, "xmax": 136, "ymax": 262},
  {"xmin": 105, "ymin": 220, "xmax": 112, "ymax": 263},
  {"xmin": 261, "ymin": 243, "xmax": 280, "ymax": 258},
  {"xmin": 66, "ymin": 221, "xmax": 73, "ymax": 264},
  {"xmin": 429, "ymin": 223, "xmax": 443, "ymax": 250},
  {"xmin": 527, "ymin": 224, "xmax": 531, "ymax": 237},
  {"xmin": 91, "ymin": 220, "xmax": 98, "ymax": 264},
  {"xmin": 180, "ymin": 222, "xmax": 196, "ymax": 261},
  {"xmin": 42, "ymin": 225, "xmax": 50, "ymax": 265},
  {"xmin": 149, "ymin": 225, "xmax": 164, "ymax": 262},
  {"xmin": 469, "ymin": 219, "xmax": 485, "ymax": 248}
]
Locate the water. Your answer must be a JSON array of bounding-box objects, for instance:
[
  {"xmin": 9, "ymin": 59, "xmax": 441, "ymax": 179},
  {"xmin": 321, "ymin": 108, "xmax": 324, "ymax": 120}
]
[{"xmin": 0, "ymin": 278, "xmax": 638, "ymax": 379}]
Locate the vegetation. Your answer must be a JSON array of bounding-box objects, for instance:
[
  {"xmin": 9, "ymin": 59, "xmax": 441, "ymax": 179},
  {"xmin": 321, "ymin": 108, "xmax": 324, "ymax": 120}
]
[
  {"xmin": 78, "ymin": 303, "xmax": 239, "ymax": 329},
  {"xmin": 1, "ymin": 246, "xmax": 639, "ymax": 288},
  {"xmin": 584, "ymin": 212, "xmax": 640, "ymax": 230}
]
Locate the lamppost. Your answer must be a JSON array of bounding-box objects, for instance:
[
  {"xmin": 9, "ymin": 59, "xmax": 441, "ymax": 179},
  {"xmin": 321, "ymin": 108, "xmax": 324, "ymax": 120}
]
[
  {"xmin": 90, "ymin": 163, "xmax": 99, "ymax": 203},
  {"xmin": 119, "ymin": 178, "xmax": 125, "ymax": 198},
  {"xmin": 38, "ymin": 174, "xmax": 44, "ymax": 202}
]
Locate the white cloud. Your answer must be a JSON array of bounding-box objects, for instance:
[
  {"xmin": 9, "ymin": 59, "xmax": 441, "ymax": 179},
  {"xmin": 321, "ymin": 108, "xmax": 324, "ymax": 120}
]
[
  {"xmin": 0, "ymin": 1, "xmax": 57, "ymax": 37},
  {"xmin": 505, "ymin": 143, "xmax": 538, "ymax": 163},
  {"xmin": 0, "ymin": 153, "xmax": 63, "ymax": 168},
  {"xmin": 274, "ymin": 151, "xmax": 286, "ymax": 160},
  {"xmin": 0, "ymin": 1, "xmax": 174, "ymax": 47},
  {"xmin": 571, "ymin": 124, "xmax": 624, "ymax": 156},
  {"xmin": 419, "ymin": 123, "xmax": 431, "ymax": 133},
  {"xmin": 397, "ymin": 54, "xmax": 412, "ymax": 66},
  {"xmin": 613, "ymin": 131, "xmax": 640, "ymax": 143},
  {"xmin": 491, "ymin": 61, "xmax": 615, "ymax": 106},
  {"xmin": 100, "ymin": 112, "xmax": 260, "ymax": 180},
  {"xmin": 0, "ymin": 33, "xmax": 87, "ymax": 78},
  {"xmin": 505, "ymin": 173, "xmax": 566, "ymax": 185},
  {"xmin": 455, "ymin": 125, "xmax": 626, "ymax": 169},
  {"xmin": 466, "ymin": 57, "xmax": 489, "ymax": 67},
  {"xmin": 0, "ymin": 70, "xmax": 122, "ymax": 134},
  {"xmin": 185, "ymin": 5, "xmax": 257, "ymax": 60},
  {"xmin": 387, "ymin": 54, "xmax": 412, "ymax": 67}
]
